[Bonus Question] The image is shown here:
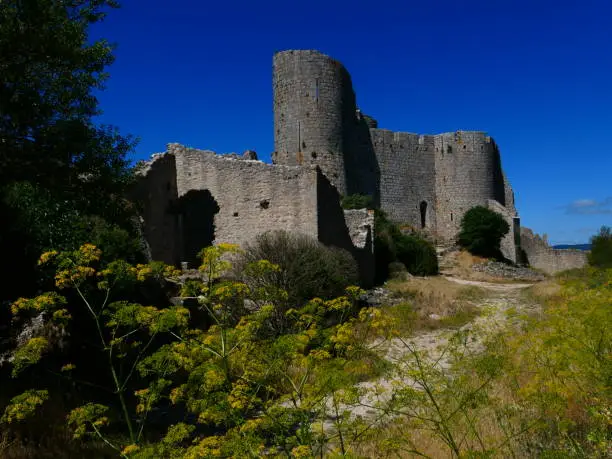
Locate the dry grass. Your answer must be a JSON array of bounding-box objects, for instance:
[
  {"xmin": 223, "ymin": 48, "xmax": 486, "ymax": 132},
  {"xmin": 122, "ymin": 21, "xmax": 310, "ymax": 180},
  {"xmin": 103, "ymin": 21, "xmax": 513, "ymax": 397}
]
[
  {"xmin": 352, "ymin": 421, "xmax": 455, "ymax": 458},
  {"xmin": 442, "ymin": 250, "xmax": 487, "ymax": 278},
  {"xmin": 350, "ymin": 380, "xmax": 531, "ymax": 458},
  {"xmin": 352, "ymin": 419, "xmax": 522, "ymax": 458},
  {"xmin": 524, "ymin": 278, "xmax": 561, "ymax": 303},
  {"xmin": 384, "ymin": 276, "xmax": 486, "ymax": 333}
]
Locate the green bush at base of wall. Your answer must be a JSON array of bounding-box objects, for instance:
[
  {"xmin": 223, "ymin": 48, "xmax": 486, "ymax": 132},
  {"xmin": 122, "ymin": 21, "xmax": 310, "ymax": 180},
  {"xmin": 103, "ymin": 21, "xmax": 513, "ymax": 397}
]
[
  {"xmin": 458, "ymin": 206, "xmax": 509, "ymax": 259},
  {"xmin": 236, "ymin": 230, "xmax": 359, "ymax": 308},
  {"xmin": 340, "ymin": 194, "xmax": 438, "ymax": 281},
  {"xmin": 374, "ymin": 209, "xmax": 438, "ymax": 281}
]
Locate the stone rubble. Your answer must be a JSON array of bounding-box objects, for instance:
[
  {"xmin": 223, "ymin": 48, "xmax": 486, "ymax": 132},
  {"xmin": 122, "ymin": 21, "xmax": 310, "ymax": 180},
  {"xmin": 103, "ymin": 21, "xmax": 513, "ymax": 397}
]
[{"xmin": 472, "ymin": 260, "xmax": 546, "ymax": 281}]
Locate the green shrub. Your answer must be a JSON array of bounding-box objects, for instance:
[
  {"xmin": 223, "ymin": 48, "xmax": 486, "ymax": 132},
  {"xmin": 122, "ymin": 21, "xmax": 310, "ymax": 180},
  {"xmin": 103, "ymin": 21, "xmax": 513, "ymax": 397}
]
[
  {"xmin": 373, "ymin": 210, "xmax": 401, "ymax": 282},
  {"xmin": 341, "ymin": 193, "xmax": 374, "ymax": 210},
  {"xmin": 458, "ymin": 206, "xmax": 509, "ymax": 258},
  {"xmin": 374, "ymin": 210, "xmax": 438, "ymax": 280},
  {"xmin": 341, "ymin": 202, "xmax": 439, "ymax": 281},
  {"xmin": 236, "ymin": 231, "xmax": 359, "ymax": 308},
  {"xmin": 588, "ymin": 226, "xmax": 612, "ymax": 268},
  {"xmin": 395, "ymin": 234, "xmax": 439, "ymax": 276}
]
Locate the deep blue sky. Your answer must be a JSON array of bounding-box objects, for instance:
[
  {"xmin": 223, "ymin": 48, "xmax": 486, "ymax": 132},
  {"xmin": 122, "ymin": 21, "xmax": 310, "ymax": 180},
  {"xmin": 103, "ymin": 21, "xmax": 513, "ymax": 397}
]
[{"xmin": 91, "ymin": 0, "xmax": 612, "ymax": 245}]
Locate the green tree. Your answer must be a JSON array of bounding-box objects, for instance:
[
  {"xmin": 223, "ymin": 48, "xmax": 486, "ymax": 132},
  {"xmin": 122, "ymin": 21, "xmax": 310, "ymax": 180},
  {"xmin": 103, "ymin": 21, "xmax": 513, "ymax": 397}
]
[
  {"xmin": 588, "ymin": 225, "xmax": 612, "ymax": 268},
  {"xmin": 458, "ymin": 206, "xmax": 510, "ymax": 258},
  {"xmin": 0, "ymin": 0, "xmax": 137, "ymax": 302}
]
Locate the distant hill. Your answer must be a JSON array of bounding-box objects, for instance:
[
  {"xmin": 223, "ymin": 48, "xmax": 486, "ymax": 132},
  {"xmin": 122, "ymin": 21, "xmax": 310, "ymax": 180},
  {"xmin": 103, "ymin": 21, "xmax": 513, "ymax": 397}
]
[{"xmin": 553, "ymin": 244, "xmax": 591, "ymax": 251}]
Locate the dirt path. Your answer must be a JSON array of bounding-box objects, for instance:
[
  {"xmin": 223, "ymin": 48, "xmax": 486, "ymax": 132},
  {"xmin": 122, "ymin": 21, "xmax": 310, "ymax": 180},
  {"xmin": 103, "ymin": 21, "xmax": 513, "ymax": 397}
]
[
  {"xmin": 324, "ymin": 276, "xmax": 538, "ymax": 424},
  {"xmin": 443, "ymin": 276, "xmax": 534, "ymax": 291}
]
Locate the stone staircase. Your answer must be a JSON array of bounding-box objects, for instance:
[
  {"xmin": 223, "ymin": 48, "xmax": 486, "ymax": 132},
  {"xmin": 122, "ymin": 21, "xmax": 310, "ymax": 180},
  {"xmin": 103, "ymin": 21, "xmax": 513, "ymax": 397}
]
[{"xmin": 436, "ymin": 243, "xmax": 460, "ymax": 274}]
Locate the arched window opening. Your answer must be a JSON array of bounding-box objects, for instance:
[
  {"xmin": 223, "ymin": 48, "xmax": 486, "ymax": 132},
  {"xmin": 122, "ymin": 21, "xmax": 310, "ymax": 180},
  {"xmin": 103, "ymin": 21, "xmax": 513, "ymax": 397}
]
[{"xmin": 419, "ymin": 201, "xmax": 427, "ymax": 229}]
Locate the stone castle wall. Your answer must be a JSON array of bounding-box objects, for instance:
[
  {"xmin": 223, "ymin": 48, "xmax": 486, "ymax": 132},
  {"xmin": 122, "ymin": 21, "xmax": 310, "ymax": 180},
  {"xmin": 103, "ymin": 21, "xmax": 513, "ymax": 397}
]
[
  {"xmin": 133, "ymin": 153, "xmax": 180, "ymax": 264},
  {"xmin": 271, "ymin": 51, "xmax": 521, "ymax": 263},
  {"xmin": 136, "ymin": 144, "xmax": 375, "ymax": 284},
  {"xmin": 520, "ymin": 227, "xmax": 588, "ymax": 274},
  {"xmin": 170, "ymin": 144, "xmax": 319, "ymax": 260},
  {"xmin": 271, "ymin": 52, "xmax": 520, "ymax": 260},
  {"xmin": 135, "ymin": 48, "xmax": 583, "ymax": 277},
  {"xmin": 370, "ymin": 130, "xmax": 436, "ymax": 228}
]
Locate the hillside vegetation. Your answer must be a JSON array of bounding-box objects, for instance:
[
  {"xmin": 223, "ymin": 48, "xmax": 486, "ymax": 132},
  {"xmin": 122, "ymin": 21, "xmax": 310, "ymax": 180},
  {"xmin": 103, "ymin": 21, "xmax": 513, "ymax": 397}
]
[{"xmin": 2, "ymin": 241, "xmax": 610, "ymax": 457}]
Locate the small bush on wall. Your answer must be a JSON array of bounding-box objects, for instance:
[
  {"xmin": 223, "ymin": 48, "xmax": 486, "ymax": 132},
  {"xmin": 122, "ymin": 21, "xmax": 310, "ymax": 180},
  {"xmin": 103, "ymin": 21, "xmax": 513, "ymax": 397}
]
[{"xmin": 341, "ymin": 194, "xmax": 374, "ymax": 210}]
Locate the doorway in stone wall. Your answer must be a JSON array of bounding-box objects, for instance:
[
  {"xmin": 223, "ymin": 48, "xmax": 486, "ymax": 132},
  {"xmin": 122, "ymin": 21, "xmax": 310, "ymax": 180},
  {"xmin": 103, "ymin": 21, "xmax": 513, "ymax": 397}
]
[
  {"xmin": 420, "ymin": 201, "xmax": 427, "ymax": 228},
  {"xmin": 176, "ymin": 189, "xmax": 220, "ymax": 267}
]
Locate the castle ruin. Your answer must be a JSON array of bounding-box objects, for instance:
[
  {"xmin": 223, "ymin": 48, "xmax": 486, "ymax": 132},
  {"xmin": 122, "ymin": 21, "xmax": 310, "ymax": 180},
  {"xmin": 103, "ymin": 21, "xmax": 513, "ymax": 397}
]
[{"xmin": 135, "ymin": 49, "xmax": 585, "ymax": 279}]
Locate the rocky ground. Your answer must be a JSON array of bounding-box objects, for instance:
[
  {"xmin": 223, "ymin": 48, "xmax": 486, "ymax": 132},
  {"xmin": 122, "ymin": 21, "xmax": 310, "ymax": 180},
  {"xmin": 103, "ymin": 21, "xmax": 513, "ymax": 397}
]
[
  {"xmin": 438, "ymin": 246, "xmax": 546, "ymax": 282},
  {"xmin": 472, "ymin": 260, "xmax": 546, "ymax": 281}
]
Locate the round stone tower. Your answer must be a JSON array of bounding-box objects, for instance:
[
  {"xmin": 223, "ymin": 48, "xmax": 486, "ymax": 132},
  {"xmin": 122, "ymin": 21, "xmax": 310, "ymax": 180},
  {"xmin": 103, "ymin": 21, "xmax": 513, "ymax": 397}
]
[
  {"xmin": 273, "ymin": 50, "xmax": 355, "ymax": 195},
  {"xmin": 434, "ymin": 131, "xmax": 506, "ymax": 238}
]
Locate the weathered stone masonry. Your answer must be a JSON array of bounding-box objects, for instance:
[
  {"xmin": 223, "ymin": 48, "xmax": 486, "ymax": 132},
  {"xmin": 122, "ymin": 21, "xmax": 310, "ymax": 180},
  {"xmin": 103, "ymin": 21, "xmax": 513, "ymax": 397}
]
[
  {"xmin": 272, "ymin": 50, "xmax": 522, "ymax": 263},
  {"xmin": 136, "ymin": 144, "xmax": 375, "ymax": 283},
  {"xmin": 135, "ymin": 49, "xmax": 585, "ymax": 278},
  {"xmin": 520, "ymin": 228, "xmax": 587, "ymax": 274}
]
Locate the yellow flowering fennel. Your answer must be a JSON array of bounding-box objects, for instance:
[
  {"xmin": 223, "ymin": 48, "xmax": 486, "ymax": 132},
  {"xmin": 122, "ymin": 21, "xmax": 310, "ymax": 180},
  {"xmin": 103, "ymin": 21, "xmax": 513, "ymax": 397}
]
[
  {"xmin": 1, "ymin": 390, "xmax": 48, "ymax": 424},
  {"xmin": 7, "ymin": 242, "xmax": 405, "ymax": 456},
  {"xmin": 120, "ymin": 444, "xmax": 139, "ymax": 456},
  {"xmin": 5, "ymin": 244, "xmax": 190, "ymax": 454}
]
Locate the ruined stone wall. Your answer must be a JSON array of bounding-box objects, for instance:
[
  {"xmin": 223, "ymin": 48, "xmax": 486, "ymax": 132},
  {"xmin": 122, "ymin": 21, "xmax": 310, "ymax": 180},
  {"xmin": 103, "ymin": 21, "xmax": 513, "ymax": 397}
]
[
  {"xmin": 370, "ymin": 130, "xmax": 436, "ymax": 228},
  {"xmin": 169, "ymin": 144, "xmax": 319, "ymax": 263},
  {"xmin": 137, "ymin": 49, "xmax": 536, "ymax": 277},
  {"xmin": 136, "ymin": 144, "xmax": 375, "ymax": 284},
  {"xmin": 434, "ymin": 131, "xmax": 506, "ymax": 239},
  {"xmin": 503, "ymin": 172, "xmax": 517, "ymax": 215},
  {"xmin": 487, "ymin": 199, "xmax": 520, "ymax": 263},
  {"xmin": 273, "ymin": 50, "xmax": 356, "ymax": 195},
  {"xmin": 520, "ymin": 227, "xmax": 588, "ymax": 274},
  {"xmin": 343, "ymin": 209, "xmax": 375, "ymax": 286},
  {"xmin": 132, "ymin": 154, "xmax": 180, "ymax": 265},
  {"xmin": 315, "ymin": 168, "xmax": 375, "ymax": 286}
]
